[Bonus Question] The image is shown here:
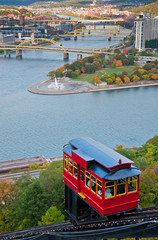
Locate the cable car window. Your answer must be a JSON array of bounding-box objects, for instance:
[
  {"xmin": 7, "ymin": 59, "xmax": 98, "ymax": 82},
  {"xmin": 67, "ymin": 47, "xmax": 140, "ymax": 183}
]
[
  {"xmin": 73, "ymin": 162, "xmax": 77, "ymax": 178},
  {"xmin": 69, "ymin": 159, "xmax": 73, "ymax": 174},
  {"xmin": 64, "ymin": 155, "xmax": 68, "ymax": 170},
  {"xmin": 80, "ymin": 167, "xmax": 84, "ymax": 182},
  {"xmin": 91, "ymin": 175, "xmax": 96, "ymax": 193},
  {"xmin": 117, "ymin": 178, "xmax": 126, "ymax": 195},
  {"xmin": 97, "ymin": 180, "xmax": 102, "ymax": 198},
  {"xmin": 105, "ymin": 181, "xmax": 115, "ymax": 199},
  {"xmin": 128, "ymin": 176, "xmax": 137, "ymax": 193},
  {"xmin": 85, "ymin": 171, "xmax": 90, "ymax": 188}
]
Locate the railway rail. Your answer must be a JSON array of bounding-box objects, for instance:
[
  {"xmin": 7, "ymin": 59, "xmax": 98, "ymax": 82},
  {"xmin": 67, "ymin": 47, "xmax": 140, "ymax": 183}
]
[{"xmin": 0, "ymin": 206, "xmax": 157, "ymax": 240}]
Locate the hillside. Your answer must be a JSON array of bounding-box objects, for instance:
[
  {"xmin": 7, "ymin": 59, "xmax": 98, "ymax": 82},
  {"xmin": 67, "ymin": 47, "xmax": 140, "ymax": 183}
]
[
  {"xmin": 30, "ymin": 0, "xmax": 93, "ymax": 8},
  {"xmin": 0, "ymin": 0, "xmax": 65, "ymax": 7},
  {"xmin": 129, "ymin": 1, "xmax": 158, "ymax": 15}
]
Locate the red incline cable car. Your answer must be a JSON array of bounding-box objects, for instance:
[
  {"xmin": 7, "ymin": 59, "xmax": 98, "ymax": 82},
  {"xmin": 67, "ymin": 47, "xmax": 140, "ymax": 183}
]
[{"xmin": 63, "ymin": 137, "xmax": 141, "ymax": 224}]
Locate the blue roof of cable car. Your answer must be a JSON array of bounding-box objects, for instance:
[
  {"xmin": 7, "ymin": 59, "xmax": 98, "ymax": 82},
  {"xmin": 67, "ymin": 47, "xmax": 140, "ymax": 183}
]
[
  {"xmin": 89, "ymin": 164, "xmax": 140, "ymax": 180},
  {"xmin": 69, "ymin": 137, "xmax": 134, "ymax": 169}
]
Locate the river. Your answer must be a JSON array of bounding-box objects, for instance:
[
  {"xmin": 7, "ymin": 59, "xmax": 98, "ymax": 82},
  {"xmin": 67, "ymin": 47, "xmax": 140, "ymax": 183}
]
[{"xmin": 0, "ymin": 34, "xmax": 158, "ymax": 162}]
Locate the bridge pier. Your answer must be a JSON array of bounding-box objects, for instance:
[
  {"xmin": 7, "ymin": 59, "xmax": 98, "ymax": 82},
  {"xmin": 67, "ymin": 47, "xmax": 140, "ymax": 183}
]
[
  {"xmin": 81, "ymin": 27, "xmax": 84, "ymax": 37},
  {"xmin": 16, "ymin": 49, "xmax": 22, "ymax": 58},
  {"xmin": 74, "ymin": 36, "xmax": 77, "ymax": 40},
  {"xmin": 16, "ymin": 49, "xmax": 19, "ymax": 58},
  {"xmin": 19, "ymin": 49, "xmax": 22, "ymax": 58},
  {"xmin": 64, "ymin": 52, "xmax": 69, "ymax": 61},
  {"xmin": 8, "ymin": 51, "xmax": 11, "ymax": 58},
  {"xmin": 4, "ymin": 50, "xmax": 6, "ymax": 58}
]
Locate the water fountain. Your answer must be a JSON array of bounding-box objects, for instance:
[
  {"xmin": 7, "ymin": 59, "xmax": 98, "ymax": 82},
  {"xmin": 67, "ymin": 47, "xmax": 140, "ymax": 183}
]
[
  {"xmin": 48, "ymin": 77, "xmax": 64, "ymax": 90},
  {"xmin": 29, "ymin": 75, "xmax": 92, "ymax": 95}
]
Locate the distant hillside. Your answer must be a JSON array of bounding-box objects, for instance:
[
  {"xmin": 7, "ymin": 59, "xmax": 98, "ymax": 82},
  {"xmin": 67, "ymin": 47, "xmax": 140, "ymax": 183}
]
[
  {"xmin": 0, "ymin": 0, "xmax": 65, "ymax": 7},
  {"xmin": 129, "ymin": 1, "xmax": 158, "ymax": 15},
  {"xmin": 30, "ymin": 0, "xmax": 93, "ymax": 8}
]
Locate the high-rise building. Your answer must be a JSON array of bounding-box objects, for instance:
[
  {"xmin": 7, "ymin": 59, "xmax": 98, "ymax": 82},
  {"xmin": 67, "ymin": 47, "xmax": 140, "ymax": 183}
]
[
  {"xmin": 19, "ymin": 15, "xmax": 25, "ymax": 26},
  {"xmin": 135, "ymin": 13, "xmax": 158, "ymax": 51}
]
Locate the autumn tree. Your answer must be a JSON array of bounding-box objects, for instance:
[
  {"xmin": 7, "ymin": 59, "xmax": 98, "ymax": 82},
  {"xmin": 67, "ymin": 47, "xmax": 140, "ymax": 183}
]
[
  {"xmin": 92, "ymin": 76, "xmax": 102, "ymax": 85},
  {"xmin": 142, "ymin": 75, "xmax": 150, "ymax": 80},
  {"xmin": 151, "ymin": 74, "xmax": 158, "ymax": 80},
  {"xmin": 124, "ymin": 76, "xmax": 130, "ymax": 83},
  {"xmin": 115, "ymin": 77, "xmax": 123, "ymax": 85},
  {"xmin": 116, "ymin": 60, "xmax": 122, "ymax": 67},
  {"xmin": 133, "ymin": 75, "xmax": 140, "ymax": 82},
  {"xmin": 0, "ymin": 179, "xmax": 16, "ymax": 208},
  {"xmin": 106, "ymin": 77, "xmax": 114, "ymax": 84}
]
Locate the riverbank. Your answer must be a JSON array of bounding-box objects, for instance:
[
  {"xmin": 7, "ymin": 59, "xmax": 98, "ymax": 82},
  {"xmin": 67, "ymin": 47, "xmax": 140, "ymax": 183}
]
[{"xmin": 28, "ymin": 78, "xmax": 158, "ymax": 95}]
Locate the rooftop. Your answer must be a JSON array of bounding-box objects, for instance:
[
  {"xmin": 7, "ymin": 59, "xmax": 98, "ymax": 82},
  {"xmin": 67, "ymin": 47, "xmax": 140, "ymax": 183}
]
[{"xmin": 69, "ymin": 137, "xmax": 134, "ymax": 169}]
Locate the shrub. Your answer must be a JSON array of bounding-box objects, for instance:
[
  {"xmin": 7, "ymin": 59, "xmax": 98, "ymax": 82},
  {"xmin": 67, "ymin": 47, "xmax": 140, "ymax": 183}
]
[
  {"xmin": 112, "ymin": 63, "xmax": 116, "ymax": 68},
  {"xmin": 122, "ymin": 71, "xmax": 128, "ymax": 77},
  {"xmin": 106, "ymin": 78, "xmax": 114, "ymax": 84},
  {"xmin": 92, "ymin": 76, "xmax": 102, "ymax": 84},
  {"xmin": 151, "ymin": 74, "xmax": 158, "ymax": 80},
  {"xmin": 138, "ymin": 68, "xmax": 146, "ymax": 75},
  {"xmin": 81, "ymin": 67, "xmax": 86, "ymax": 73},
  {"xmin": 85, "ymin": 63, "xmax": 96, "ymax": 74},
  {"xmin": 115, "ymin": 77, "xmax": 123, "ymax": 85},
  {"xmin": 124, "ymin": 76, "xmax": 130, "ymax": 83},
  {"xmin": 76, "ymin": 69, "xmax": 81, "ymax": 75},
  {"xmin": 133, "ymin": 75, "xmax": 140, "ymax": 82},
  {"xmin": 116, "ymin": 61, "xmax": 122, "ymax": 67},
  {"xmin": 142, "ymin": 75, "xmax": 150, "ymax": 80},
  {"xmin": 122, "ymin": 59, "xmax": 129, "ymax": 66},
  {"xmin": 123, "ymin": 49, "xmax": 128, "ymax": 54},
  {"xmin": 93, "ymin": 61, "xmax": 102, "ymax": 70},
  {"xmin": 101, "ymin": 74, "xmax": 109, "ymax": 82}
]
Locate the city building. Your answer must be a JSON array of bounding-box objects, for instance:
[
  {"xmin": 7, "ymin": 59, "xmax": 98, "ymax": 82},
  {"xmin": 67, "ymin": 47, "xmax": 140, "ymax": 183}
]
[
  {"xmin": 135, "ymin": 13, "xmax": 158, "ymax": 51},
  {"xmin": 57, "ymin": 22, "xmax": 74, "ymax": 32},
  {"xmin": 0, "ymin": 33, "xmax": 15, "ymax": 44}
]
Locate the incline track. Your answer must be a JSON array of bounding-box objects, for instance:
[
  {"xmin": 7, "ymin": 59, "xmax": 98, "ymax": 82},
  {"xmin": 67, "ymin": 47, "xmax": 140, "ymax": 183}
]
[{"xmin": 0, "ymin": 206, "xmax": 158, "ymax": 240}]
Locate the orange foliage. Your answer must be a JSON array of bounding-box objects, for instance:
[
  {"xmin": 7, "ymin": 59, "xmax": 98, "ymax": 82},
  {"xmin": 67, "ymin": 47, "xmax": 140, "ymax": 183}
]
[
  {"xmin": 81, "ymin": 67, "xmax": 86, "ymax": 73},
  {"xmin": 0, "ymin": 179, "xmax": 16, "ymax": 206},
  {"xmin": 57, "ymin": 66, "xmax": 65, "ymax": 72},
  {"xmin": 123, "ymin": 49, "xmax": 128, "ymax": 54},
  {"xmin": 116, "ymin": 61, "xmax": 122, "ymax": 67},
  {"xmin": 92, "ymin": 76, "xmax": 102, "ymax": 84},
  {"xmin": 112, "ymin": 59, "xmax": 117, "ymax": 63},
  {"xmin": 151, "ymin": 74, "xmax": 158, "ymax": 80}
]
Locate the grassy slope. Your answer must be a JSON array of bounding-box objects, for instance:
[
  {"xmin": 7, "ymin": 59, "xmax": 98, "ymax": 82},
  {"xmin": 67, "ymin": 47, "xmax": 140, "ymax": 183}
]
[{"xmin": 75, "ymin": 66, "xmax": 134, "ymax": 83}]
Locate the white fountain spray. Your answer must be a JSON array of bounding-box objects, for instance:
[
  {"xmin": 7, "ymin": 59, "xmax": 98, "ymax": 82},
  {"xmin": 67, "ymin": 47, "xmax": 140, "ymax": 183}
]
[{"xmin": 48, "ymin": 76, "xmax": 64, "ymax": 90}]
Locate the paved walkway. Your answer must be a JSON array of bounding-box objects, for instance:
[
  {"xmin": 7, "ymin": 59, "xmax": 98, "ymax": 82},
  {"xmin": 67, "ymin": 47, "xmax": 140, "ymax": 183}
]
[{"xmin": 28, "ymin": 78, "xmax": 158, "ymax": 95}]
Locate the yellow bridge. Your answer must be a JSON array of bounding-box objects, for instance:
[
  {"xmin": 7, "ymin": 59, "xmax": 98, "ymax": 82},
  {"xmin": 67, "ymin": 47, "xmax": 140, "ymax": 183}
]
[
  {"xmin": 60, "ymin": 25, "xmax": 131, "ymax": 40},
  {"xmin": 0, "ymin": 38, "xmax": 116, "ymax": 60}
]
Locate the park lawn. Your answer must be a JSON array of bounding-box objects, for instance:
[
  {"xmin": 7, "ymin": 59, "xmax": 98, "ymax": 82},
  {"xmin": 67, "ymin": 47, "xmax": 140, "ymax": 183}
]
[
  {"xmin": 152, "ymin": 53, "xmax": 158, "ymax": 57},
  {"xmin": 75, "ymin": 66, "xmax": 134, "ymax": 83}
]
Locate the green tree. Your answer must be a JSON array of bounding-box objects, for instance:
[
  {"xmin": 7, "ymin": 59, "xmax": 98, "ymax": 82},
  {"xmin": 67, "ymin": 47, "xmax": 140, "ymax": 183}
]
[
  {"xmin": 18, "ymin": 180, "xmax": 49, "ymax": 229},
  {"xmin": 39, "ymin": 161, "xmax": 65, "ymax": 214},
  {"xmin": 139, "ymin": 169, "xmax": 158, "ymax": 207},
  {"xmin": 85, "ymin": 63, "xmax": 96, "ymax": 74},
  {"xmin": 38, "ymin": 206, "xmax": 64, "ymax": 225}
]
